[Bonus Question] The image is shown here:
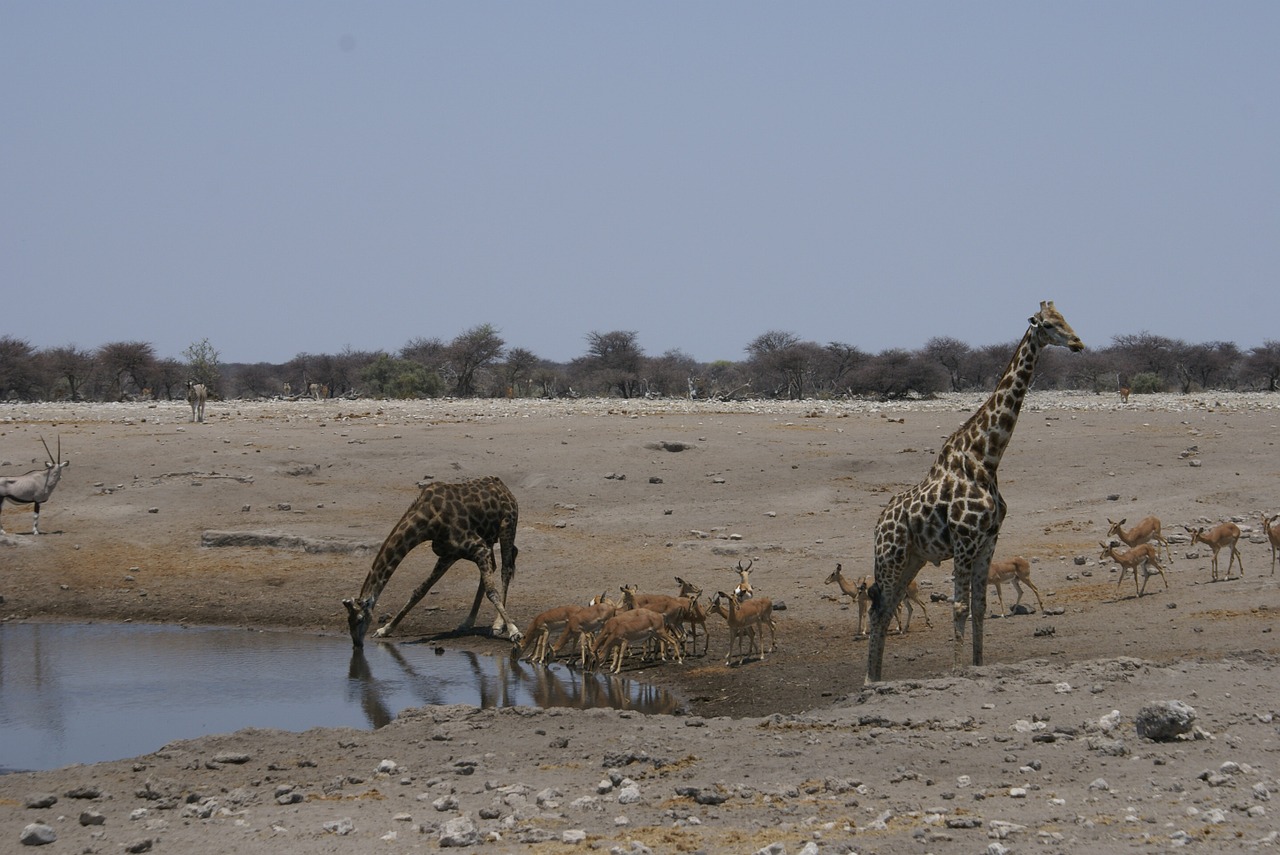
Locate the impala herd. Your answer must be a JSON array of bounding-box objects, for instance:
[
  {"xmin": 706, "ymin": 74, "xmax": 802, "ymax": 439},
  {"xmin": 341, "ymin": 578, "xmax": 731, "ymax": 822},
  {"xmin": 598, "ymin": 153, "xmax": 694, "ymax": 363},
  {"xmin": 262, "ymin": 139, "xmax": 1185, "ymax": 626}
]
[{"xmin": 503, "ymin": 507, "xmax": 1279, "ymax": 676}]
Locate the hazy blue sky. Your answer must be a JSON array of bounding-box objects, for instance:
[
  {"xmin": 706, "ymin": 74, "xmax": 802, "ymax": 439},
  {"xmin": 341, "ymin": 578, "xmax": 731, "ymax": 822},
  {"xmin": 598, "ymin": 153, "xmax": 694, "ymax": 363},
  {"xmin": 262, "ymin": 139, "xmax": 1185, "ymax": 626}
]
[{"xmin": 4, "ymin": 3, "xmax": 1277, "ymax": 364}]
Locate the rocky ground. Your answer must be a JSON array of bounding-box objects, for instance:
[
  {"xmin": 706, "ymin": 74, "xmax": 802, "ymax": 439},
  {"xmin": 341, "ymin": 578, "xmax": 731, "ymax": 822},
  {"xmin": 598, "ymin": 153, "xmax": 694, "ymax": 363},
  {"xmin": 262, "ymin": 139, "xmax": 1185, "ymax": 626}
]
[{"xmin": 2, "ymin": 393, "xmax": 1280, "ymax": 853}]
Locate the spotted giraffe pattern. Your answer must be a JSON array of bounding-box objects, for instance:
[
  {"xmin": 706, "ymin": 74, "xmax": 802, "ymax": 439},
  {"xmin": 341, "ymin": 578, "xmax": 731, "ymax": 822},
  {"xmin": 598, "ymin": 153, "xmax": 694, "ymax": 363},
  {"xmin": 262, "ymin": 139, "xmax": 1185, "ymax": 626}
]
[
  {"xmin": 865, "ymin": 301, "xmax": 1083, "ymax": 683},
  {"xmin": 343, "ymin": 475, "xmax": 520, "ymax": 648}
]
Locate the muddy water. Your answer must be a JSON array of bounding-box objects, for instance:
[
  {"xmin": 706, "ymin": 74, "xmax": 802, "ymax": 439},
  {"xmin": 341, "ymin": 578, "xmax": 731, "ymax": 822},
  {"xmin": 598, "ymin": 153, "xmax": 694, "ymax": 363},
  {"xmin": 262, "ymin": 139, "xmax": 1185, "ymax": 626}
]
[{"xmin": 0, "ymin": 623, "xmax": 677, "ymax": 773}]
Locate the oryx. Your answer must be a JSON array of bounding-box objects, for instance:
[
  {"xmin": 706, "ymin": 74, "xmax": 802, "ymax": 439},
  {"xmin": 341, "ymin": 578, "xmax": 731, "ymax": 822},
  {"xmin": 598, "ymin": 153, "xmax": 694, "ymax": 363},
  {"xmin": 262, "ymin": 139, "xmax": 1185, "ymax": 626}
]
[
  {"xmin": 0, "ymin": 436, "xmax": 69, "ymax": 535},
  {"xmin": 186, "ymin": 380, "xmax": 207, "ymax": 422}
]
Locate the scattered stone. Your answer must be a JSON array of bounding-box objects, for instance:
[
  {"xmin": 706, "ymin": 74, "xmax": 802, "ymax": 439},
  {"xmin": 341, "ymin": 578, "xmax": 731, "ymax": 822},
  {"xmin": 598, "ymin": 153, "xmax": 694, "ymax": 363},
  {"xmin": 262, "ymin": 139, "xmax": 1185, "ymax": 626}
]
[
  {"xmin": 19, "ymin": 823, "xmax": 56, "ymax": 846},
  {"xmin": 212, "ymin": 751, "xmax": 251, "ymax": 764},
  {"xmin": 616, "ymin": 784, "xmax": 642, "ymax": 804},
  {"xmin": 124, "ymin": 839, "xmax": 153, "ymax": 853},
  {"xmin": 79, "ymin": 811, "xmax": 105, "ymax": 826},
  {"xmin": 439, "ymin": 815, "xmax": 478, "ymax": 847},
  {"xmin": 24, "ymin": 794, "xmax": 57, "ymax": 809},
  {"xmin": 1087, "ymin": 736, "xmax": 1129, "ymax": 756},
  {"xmin": 64, "ymin": 786, "xmax": 101, "ymax": 799},
  {"xmin": 946, "ymin": 816, "xmax": 982, "ymax": 829},
  {"xmin": 1135, "ymin": 700, "xmax": 1197, "ymax": 741},
  {"xmin": 323, "ymin": 817, "xmax": 355, "ymax": 835}
]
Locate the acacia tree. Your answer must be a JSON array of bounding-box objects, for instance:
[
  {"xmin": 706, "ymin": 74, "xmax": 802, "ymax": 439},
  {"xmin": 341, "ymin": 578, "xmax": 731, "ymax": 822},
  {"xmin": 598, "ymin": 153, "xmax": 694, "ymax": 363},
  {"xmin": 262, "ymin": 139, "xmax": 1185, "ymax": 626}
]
[
  {"xmin": 924, "ymin": 336, "xmax": 971, "ymax": 392},
  {"xmin": 448, "ymin": 324, "xmax": 505, "ymax": 396},
  {"xmin": 856, "ymin": 348, "xmax": 945, "ymax": 399},
  {"xmin": 46, "ymin": 345, "xmax": 96, "ymax": 401},
  {"xmin": 97, "ymin": 341, "xmax": 157, "ymax": 400},
  {"xmin": 644, "ymin": 348, "xmax": 699, "ymax": 397},
  {"xmin": 1245, "ymin": 341, "xmax": 1280, "ymax": 391},
  {"xmin": 0, "ymin": 336, "xmax": 42, "ymax": 400},
  {"xmin": 1177, "ymin": 341, "xmax": 1241, "ymax": 392},
  {"xmin": 501, "ymin": 347, "xmax": 540, "ymax": 397},
  {"xmin": 183, "ymin": 338, "xmax": 222, "ymax": 396},
  {"xmin": 821, "ymin": 341, "xmax": 868, "ymax": 396},
  {"xmin": 584, "ymin": 330, "xmax": 644, "ymax": 397},
  {"xmin": 745, "ymin": 330, "xmax": 801, "ymax": 398}
]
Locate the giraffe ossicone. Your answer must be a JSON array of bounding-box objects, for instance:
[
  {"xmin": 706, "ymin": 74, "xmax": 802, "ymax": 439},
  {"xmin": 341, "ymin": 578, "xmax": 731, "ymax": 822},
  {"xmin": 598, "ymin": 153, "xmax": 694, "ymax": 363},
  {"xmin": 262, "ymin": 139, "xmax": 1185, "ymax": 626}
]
[
  {"xmin": 865, "ymin": 300, "xmax": 1083, "ymax": 684},
  {"xmin": 343, "ymin": 475, "xmax": 521, "ymax": 648}
]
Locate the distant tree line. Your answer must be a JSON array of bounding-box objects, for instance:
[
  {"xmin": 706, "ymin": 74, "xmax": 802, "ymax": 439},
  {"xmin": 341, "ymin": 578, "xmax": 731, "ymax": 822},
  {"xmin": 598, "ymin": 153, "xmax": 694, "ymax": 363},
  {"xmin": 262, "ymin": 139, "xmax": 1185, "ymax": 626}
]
[{"xmin": 2, "ymin": 324, "xmax": 1278, "ymax": 403}]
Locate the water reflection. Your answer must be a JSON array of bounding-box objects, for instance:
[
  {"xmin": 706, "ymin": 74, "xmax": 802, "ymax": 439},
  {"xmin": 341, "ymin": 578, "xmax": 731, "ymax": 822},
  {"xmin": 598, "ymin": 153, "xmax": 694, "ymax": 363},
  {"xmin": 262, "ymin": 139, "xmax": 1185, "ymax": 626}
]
[{"xmin": 0, "ymin": 623, "xmax": 677, "ymax": 773}]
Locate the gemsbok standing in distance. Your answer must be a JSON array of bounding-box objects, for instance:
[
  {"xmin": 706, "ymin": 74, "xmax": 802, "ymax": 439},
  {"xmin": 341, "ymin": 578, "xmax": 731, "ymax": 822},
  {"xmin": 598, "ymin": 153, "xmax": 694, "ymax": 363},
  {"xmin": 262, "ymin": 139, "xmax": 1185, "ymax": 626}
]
[
  {"xmin": 186, "ymin": 380, "xmax": 207, "ymax": 423},
  {"xmin": 0, "ymin": 436, "xmax": 69, "ymax": 535}
]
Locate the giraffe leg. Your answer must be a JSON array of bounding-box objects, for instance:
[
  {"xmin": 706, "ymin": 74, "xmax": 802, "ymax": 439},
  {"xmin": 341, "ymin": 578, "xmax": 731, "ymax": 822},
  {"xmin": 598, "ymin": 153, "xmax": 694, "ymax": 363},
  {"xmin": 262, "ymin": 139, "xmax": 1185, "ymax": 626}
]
[
  {"xmin": 969, "ymin": 549, "xmax": 994, "ymax": 668},
  {"xmin": 373, "ymin": 556, "xmax": 459, "ymax": 639},
  {"xmin": 493, "ymin": 538, "xmax": 519, "ymax": 633},
  {"xmin": 951, "ymin": 576, "xmax": 970, "ymax": 670},
  {"xmin": 865, "ymin": 556, "xmax": 925, "ymax": 683},
  {"xmin": 468, "ymin": 544, "xmax": 522, "ymax": 641}
]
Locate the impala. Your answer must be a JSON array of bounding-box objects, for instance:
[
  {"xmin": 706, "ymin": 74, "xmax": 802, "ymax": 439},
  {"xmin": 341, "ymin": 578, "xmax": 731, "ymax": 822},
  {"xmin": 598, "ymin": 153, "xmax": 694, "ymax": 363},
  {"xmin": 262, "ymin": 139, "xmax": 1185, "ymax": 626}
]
[
  {"xmin": 1186, "ymin": 523, "xmax": 1244, "ymax": 581},
  {"xmin": 1099, "ymin": 541, "xmax": 1169, "ymax": 598}
]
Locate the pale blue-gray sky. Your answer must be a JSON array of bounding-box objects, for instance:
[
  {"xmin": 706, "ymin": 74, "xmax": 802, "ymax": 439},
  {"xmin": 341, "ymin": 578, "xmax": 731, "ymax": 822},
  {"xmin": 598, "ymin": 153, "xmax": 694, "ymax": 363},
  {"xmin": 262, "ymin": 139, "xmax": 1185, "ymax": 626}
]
[{"xmin": 4, "ymin": 3, "xmax": 1277, "ymax": 364}]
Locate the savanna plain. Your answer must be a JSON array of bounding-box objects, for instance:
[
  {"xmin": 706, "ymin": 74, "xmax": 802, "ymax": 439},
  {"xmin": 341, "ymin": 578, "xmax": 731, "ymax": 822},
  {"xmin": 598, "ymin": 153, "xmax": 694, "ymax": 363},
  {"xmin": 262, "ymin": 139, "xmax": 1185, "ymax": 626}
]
[{"xmin": 2, "ymin": 392, "xmax": 1279, "ymax": 853}]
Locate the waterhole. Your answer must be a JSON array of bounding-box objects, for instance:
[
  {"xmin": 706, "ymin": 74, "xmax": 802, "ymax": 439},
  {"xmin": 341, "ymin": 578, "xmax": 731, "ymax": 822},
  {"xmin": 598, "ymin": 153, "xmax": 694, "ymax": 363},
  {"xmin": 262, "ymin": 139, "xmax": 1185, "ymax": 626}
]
[{"xmin": 0, "ymin": 623, "xmax": 677, "ymax": 773}]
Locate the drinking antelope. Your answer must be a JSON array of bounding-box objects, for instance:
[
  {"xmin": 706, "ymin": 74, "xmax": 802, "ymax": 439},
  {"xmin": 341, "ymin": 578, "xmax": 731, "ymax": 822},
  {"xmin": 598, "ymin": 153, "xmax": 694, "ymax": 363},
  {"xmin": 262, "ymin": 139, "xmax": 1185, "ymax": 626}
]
[
  {"xmin": 518, "ymin": 603, "xmax": 586, "ymax": 665},
  {"xmin": 0, "ymin": 437, "xmax": 69, "ymax": 536},
  {"xmin": 591, "ymin": 608, "xmax": 683, "ymax": 673},
  {"xmin": 1186, "ymin": 523, "xmax": 1244, "ymax": 581}
]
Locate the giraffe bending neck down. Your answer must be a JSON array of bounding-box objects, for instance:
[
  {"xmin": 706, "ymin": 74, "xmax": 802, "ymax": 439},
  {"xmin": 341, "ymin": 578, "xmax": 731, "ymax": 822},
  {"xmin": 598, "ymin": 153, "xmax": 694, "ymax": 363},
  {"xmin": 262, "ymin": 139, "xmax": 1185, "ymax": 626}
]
[
  {"xmin": 865, "ymin": 301, "xmax": 1083, "ymax": 683},
  {"xmin": 343, "ymin": 475, "xmax": 522, "ymax": 648}
]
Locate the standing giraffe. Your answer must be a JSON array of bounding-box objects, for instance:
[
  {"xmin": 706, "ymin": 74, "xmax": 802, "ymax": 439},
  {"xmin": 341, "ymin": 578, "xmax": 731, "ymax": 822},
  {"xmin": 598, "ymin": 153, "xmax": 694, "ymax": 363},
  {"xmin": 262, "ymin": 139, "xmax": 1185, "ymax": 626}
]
[
  {"xmin": 343, "ymin": 475, "xmax": 522, "ymax": 648},
  {"xmin": 865, "ymin": 301, "xmax": 1083, "ymax": 683}
]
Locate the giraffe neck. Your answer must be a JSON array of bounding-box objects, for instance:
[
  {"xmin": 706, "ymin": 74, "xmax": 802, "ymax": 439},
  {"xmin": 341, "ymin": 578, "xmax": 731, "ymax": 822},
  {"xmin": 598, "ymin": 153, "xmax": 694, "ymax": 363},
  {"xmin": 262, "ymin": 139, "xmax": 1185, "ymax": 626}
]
[
  {"xmin": 357, "ymin": 516, "xmax": 418, "ymax": 605},
  {"xmin": 947, "ymin": 324, "xmax": 1044, "ymax": 471}
]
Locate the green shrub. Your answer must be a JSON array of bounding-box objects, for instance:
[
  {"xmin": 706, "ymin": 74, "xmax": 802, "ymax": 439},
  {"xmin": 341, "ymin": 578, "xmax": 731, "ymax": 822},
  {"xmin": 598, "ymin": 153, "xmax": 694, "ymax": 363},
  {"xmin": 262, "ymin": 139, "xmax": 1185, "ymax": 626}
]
[{"xmin": 1130, "ymin": 372, "xmax": 1163, "ymax": 394}]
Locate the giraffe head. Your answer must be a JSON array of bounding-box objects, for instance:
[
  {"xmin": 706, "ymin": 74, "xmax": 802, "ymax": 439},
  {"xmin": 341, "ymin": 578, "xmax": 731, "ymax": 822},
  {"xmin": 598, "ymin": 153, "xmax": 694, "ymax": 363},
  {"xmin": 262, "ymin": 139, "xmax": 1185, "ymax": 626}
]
[
  {"xmin": 1029, "ymin": 301, "xmax": 1085, "ymax": 353},
  {"xmin": 343, "ymin": 596, "xmax": 376, "ymax": 648}
]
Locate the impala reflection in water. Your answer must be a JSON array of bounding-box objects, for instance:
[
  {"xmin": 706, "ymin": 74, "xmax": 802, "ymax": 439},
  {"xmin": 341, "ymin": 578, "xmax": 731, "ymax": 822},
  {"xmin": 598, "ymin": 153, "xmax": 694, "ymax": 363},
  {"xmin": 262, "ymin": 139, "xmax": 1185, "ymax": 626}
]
[
  {"xmin": 347, "ymin": 641, "xmax": 679, "ymax": 729},
  {"xmin": 0, "ymin": 623, "xmax": 678, "ymax": 773}
]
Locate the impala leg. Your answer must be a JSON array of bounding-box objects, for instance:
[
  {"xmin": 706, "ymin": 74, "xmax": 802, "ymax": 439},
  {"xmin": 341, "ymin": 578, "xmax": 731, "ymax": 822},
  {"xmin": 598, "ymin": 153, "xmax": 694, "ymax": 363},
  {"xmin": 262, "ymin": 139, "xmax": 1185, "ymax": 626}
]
[{"xmin": 1025, "ymin": 577, "xmax": 1044, "ymax": 611}]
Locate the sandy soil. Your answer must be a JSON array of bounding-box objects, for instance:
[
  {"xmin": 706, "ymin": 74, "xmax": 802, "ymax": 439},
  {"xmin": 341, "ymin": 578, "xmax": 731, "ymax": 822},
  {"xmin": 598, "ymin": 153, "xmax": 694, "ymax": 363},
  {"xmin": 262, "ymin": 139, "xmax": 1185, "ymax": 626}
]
[{"xmin": 2, "ymin": 393, "xmax": 1279, "ymax": 853}]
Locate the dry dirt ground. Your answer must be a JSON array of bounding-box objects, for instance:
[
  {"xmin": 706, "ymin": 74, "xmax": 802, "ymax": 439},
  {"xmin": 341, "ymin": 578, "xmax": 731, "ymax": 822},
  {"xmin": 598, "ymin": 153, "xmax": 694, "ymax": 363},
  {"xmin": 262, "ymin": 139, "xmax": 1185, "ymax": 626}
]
[{"xmin": 2, "ymin": 393, "xmax": 1280, "ymax": 853}]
